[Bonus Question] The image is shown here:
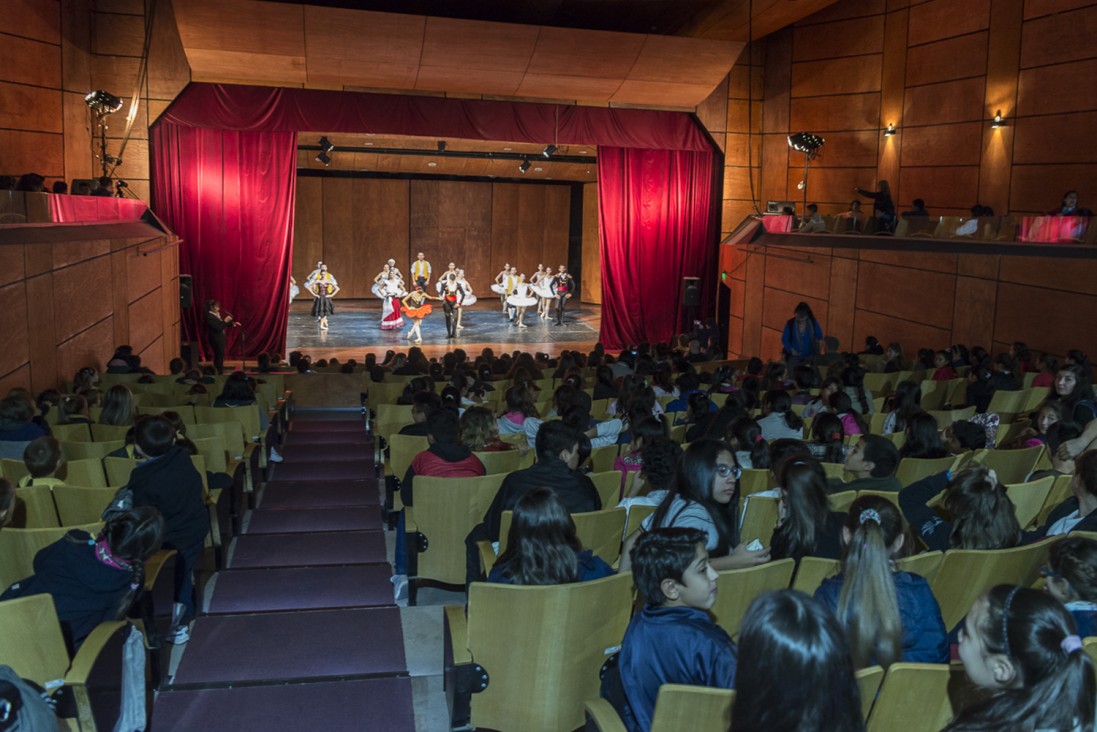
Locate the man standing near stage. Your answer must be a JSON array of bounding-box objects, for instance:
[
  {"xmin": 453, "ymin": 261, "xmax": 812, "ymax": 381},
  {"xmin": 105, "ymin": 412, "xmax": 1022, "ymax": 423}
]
[
  {"xmin": 205, "ymin": 299, "xmax": 234, "ymax": 374},
  {"xmin": 411, "ymin": 252, "xmax": 432, "ymax": 288},
  {"xmin": 551, "ymin": 264, "xmax": 575, "ymax": 326}
]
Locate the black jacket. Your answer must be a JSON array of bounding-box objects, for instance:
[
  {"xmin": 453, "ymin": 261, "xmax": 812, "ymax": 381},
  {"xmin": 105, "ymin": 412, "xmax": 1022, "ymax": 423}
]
[
  {"xmin": 481, "ymin": 457, "xmax": 602, "ymax": 541},
  {"xmin": 205, "ymin": 311, "xmax": 228, "ymax": 346},
  {"xmin": 129, "ymin": 445, "xmax": 208, "ymax": 550}
]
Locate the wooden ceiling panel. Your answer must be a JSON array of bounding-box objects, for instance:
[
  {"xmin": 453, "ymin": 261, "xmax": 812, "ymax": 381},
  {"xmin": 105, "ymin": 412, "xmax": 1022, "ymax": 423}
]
[
  {"xmin": 414, "ymin": 66, "xmax": 525, "ymax": 97},
  {"xmin": 628, "ymin": 35, "xmax": 743, "ymax": 84},
  {"xmin": 684, "ymin": 0, "xmax": 839, "ymax": 41},
  {"xmin": 514, "ymin": 73, "xmax": 624, "ymax": 102},
  {"xmin": 304, "ymin": 7, "xmax": 423, "ymax": 89},
  {"xmin": 610, "ymin": 80, "xmax": 720, "ymax": 108},
  {"xmin": 186, "ymin": 49, "xmax": 307, "ymax": 85},
  {"xmin": 526, "ymin": 26, "xmax": 645, "ymax": 79},
  {"xmin": 174, "ymin": 0, "xmax": 305, "ymax": 55},
  {"xmin": 419, "ymin": 17, "xmax": 540, "ymax": 72}
]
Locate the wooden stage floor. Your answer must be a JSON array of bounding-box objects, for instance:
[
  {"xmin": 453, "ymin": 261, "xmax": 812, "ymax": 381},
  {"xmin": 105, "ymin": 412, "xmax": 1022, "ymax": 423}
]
[{"xmin": 283, "ymin": 299, "xmax": 601, "ymax": 360}]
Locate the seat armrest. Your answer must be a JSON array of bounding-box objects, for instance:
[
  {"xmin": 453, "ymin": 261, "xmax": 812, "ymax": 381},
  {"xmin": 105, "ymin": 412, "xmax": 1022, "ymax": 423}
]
[
  {"xmin": 476, "ymin": 541, "xmax": 497, "ymax": 577},
  {"xmin": 65, "ymin": 621, "xmax": 129, "ymax": 685},
  {"xmin": 584, "ymin": 699, "xmax": 629, "ymax": 732},
  {"xmin": 443, "ymin": 605, "xmax": 471, "ymax": 664},
  {"xmin": 143, "ymin": 549, "xmax": 177, "ymax": 592}
]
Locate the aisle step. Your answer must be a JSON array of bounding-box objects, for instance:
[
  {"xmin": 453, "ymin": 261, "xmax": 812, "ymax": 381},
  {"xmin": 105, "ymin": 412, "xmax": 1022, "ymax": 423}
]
[
  {"xmin": 259, "ymin": 480, "xmax": 379, "ymax": 509},
  {"xmin": 208, "ymin": 565, "xmax": 395, "ymax": 613},
  {"xmin": 245, "ymin": 507, "xmax": 379, "ymax": 534},
  {"xmin": 229, "ymin": 531, "xmax": 388, "ymax": 569}
]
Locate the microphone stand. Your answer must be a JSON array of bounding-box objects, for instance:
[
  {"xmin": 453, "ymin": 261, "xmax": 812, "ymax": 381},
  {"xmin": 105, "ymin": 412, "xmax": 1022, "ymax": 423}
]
[{"xmin": 225, "ymin": 311, "xmax": 246, "ymax": 373}]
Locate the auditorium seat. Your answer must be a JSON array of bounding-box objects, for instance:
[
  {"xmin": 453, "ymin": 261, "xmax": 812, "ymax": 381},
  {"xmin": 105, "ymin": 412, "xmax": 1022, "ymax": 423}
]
[
  {"xmin": 790, "ymin": 556, "xmax": 839, "ymax": 595},
  {"xmin": 1004, "ymin": 476, "xmax": 1054, "ymax": 529},
  {"xmin": 710, "ymin": 558, "xmax": 795, "ymax": 638},
  {"xmin": 650, "ymin": 684, "xmax": 735, "ymax": 731},
  {"xmin": 866, "ymin": 663, "xmax": 952, "ymax": 732},
  {"xmin": 11, "ymin": 483, "xmax": 60, "ymax": 528},
  {"xmin": 498, "ymin": 506, "xmax": 627, "ymax": 566}
]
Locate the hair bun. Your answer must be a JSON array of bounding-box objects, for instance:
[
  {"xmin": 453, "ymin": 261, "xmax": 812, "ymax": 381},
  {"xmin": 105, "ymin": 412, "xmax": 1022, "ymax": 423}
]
[{"xmin": 858, "ymin": 508, "xmax": 881, "ymax": 526}]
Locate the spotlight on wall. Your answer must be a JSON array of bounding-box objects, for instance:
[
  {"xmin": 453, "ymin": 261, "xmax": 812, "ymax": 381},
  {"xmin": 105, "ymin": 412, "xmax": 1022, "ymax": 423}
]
[
  {"xmin": 519, "ymin": 159, "xmax": 531, "ymax": 173},
  {"xmin": 883, "ymin": 123, "xmax": 897, "ymax": 137},
  {"xmin": 316, "ymin": 151, "xmax": 332, "ymax": 166},
  {"xmin": 542, "ymin": 144, "xmax": 557, "ymax": 159},
  {"xmin": 85, "ymin": 90, "xmax": 123, "ymax": 115},
  {"xmin": 318, "ymin": 136, "xmax": 335, "ymax": 153},
  {"xmin": 437, "ymin": 140, "xmax": 447, "ymax": 152},
  {"xmin": 991, "ymin": 110, "xmax": 1005, "ymax": 129}
]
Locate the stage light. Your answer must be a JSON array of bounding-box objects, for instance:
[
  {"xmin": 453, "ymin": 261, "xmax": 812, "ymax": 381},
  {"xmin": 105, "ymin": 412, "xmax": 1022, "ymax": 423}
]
[
  {"xmin": 316, "ymin": 151, "xmax": 331, "ymax": 166},
  {"xmin": 884, "ymin": 123, "xmax": 897, "ymax": 137},
  {"xmin": 519, "ymin": 159, "xmax": 531, "ymax": 173},
  {"xmin": 85, "ymin": 90, "xmax": 123, "ymax": 115},
  {"xmin": 787, "ymin": 132, "xmax": 825, "ymax": 155},
  {"xmin": 318, "ymin": 136, "xmax": 334, "ymax": 153},
  {"xmin": 437, "ymin": 140, "xmax": 447, "ymax": 152},
  {"xmin": 542, "ymin": 144, "xmax": 557, "ymax": 158},
  {"xmin": 991, "ymin": 110, "xmax": 1005, "ymax": 129}
]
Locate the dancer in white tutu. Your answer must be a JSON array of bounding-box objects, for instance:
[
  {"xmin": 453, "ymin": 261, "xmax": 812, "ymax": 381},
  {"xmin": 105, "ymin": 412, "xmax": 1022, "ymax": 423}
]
[
  {"xmin": 379, "ymin": 272, "xmax": 405, "ymax": 331},
  {"xmin": 455, "ymin": 269, "xmax": 475, "ymax": 331},
  {"xmin": 435, "ymin": 262, "xmax": 457, "ymax": 293},
  {"xmin": 289, "ymin": 276, "xmax": 299, "ymax": 303},
  {"xmin": 371, "ymin": 263, "xmax": 399, "ymax": 299},
  {"xmin": 490, "ymin": 263, "xmax": 512, "ymax": 312},
  {"xmin": 386, "ymin": 258, "xmax": 404, "ymax": 283},
  {"xmin": 506, "ymin": 274, "xmax": 538, "ymax": 328},
  {"xmin": 529, "ymin": 263, "xmax": 555, "ymax": 319}
]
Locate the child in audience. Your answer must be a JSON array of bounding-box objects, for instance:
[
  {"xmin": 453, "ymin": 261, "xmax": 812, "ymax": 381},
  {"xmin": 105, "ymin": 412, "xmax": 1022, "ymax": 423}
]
[
  {"xmin": 828, "ymin": 435, "xmax": 900, "ymax": 495},
  {"xmin": 899, "ymin": 412, "xmax": 949, "ymax": 459},
  {"xmin": 18, "ymin": 436, "xmax": 64, "ymax": 488},
  {"xmin": 769, "ymin": 457, "xmax": 846, "ymax": 563},
  {"xmin": 624, "ymin": 439, "xmax": 769, "ymax": 571},
  {"xmin": 1043, "ymin": 536, "xmax": 1097, "ymax": 637},
  {"xmin": 946, "ymin": 585, "xmax": 1095, "ymax": 732},
  {"xmin": 732, "ymin": 590, "xmax": 864, "ymax": 732},
  {"xmin": 944, "ymin": 419, "xmax": 990, "ymax": 454},
  {"xmin": 882, "ymin": 342, "xmax": 906, "ymax": 373},
  {"xmin": 1020, "ymin": 400, "xmax": 1063, "ymax": 448},
  {"xmin": 841, "ymin": 366, "xmax": 875, "ymax": 414},
  {"xmin": 1035, "ymin": 449, "xmax": 1097, "ymax": 537},
  {"xmin": 613, "ymin": 416, "xmax": 667, "ymax": 493},
  {"xmin": 1053, "ymin": 363, "xmax": 1097, "ymax": 427},
  {"xmin": 899, "ymin": 464, "xmax": 1022, "ymax": 552},
  {"xmin": 882, "ymin": 380, "xmax": 923, "ymax": 435},
  {"xmin": 808, "ymin": 412, "xmax": 846, "ymax": 463},
  {"xmin": 802, "ymin": 377, "xmax": 841, "ymax": 420},
  {"xmin": 728, "ymin": 417, "xmax": 768, "ymax": 470},
  {"xmin": 98, "ymin": 384, "xmax": 136, "ymax": 426},
  {"xmin": 932, "ymin": 350, "xmax": 957, "ymax": 381},
  {"xmin": 829, "ymin": 391, "xmax": 867, "ymax": 436},
  {"xmin": 814, "ymin": 496, "xmax": 948, "ymax": 667},
  {"xmin": 0, "ymin": 478, "xmax": 13, "ymax": 527},
  {"xmin": 614, "ymin": 527, "xmax": 737, "ymax": 732},
  {"xmin": 0, "ymin": 507, "xmax": 163, "ymax": 651},
  {"xmin": 58, "ymin": 394, "xmax": 91, "ymax": 425},
  {"xmin": 758, "ymin": 390, "xmax": 805, "ymax": 441},
  {"xmin": 1032, "ymin": 353, "xmax": 1059, "ymax": 389},
  {"xmin": 621, "ymin": 437, "xmax": 681, "ymax": 501},
  {"xmin": 488, "ymin": 487, "xmax": 614, "ymax": 585},
  {"xmin": 458, "ymin": 405, "xmax": 514, "ymax": 452},
  {"xmin": 496, "ymin": 385, "xmax": 539, "ymax": 436}
]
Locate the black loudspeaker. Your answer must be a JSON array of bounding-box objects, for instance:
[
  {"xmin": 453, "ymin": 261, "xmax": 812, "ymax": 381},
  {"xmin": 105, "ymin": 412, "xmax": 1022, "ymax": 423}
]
[
  {"xmin": 682, "ymin": 277, "xmax": 701, "ymax": 307},
  {"xmin": 181, "ymin": 341, "xmax": 200, "ymax": 368},
  {"xmin": 179, "ymin": 274, "xmax": 193, "ymax": 309}
]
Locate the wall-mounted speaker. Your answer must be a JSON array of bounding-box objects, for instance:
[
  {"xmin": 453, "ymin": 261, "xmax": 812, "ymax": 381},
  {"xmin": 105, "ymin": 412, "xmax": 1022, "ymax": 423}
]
[
  {"xmin": 179, "ymin": 274, "xmax": 193, "ymax": 309},
  {"xmin": 682, "ymin": 277, "xmax": 701, "ymax": 307}
]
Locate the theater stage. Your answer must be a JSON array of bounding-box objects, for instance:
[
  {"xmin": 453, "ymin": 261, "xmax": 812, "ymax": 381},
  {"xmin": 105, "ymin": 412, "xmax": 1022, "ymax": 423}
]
[{"xmin": 282, "ymin": 299, "xmax": 602, "ymax": 360}]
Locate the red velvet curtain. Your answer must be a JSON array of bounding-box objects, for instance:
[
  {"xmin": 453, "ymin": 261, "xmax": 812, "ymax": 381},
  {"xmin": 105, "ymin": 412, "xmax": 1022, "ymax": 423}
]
[
  {"xmin": 151, "ymin": 122, "xmax": 296, "ymax": 359},
  {"xmin": 597, "ymin": 147, "xmax": 717, "ymax": 350}
]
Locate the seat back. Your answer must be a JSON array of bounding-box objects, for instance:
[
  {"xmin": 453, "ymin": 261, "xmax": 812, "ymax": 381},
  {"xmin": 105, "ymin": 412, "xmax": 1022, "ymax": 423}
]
[
  {"xmin": 191, "ymin": 435, "xmax": 229, "ymax": 474},
  {"xmin": 498, "ymin": 507, "xmax": 627, "ymax": 566},
  {"xmin": 1038, "ymin": 474, "xmax": 1074, "ymax": 526},
  {"xmin": 894, "ymin": 551, "xmax": 944, "ymax": 584},
  {"xmin": 854, "ymin": 489, "xmax": 901, "ymax": 511},
  {"xmin": 139, "ymin": 404, "xmax": 197, "ymax": 424},
  {"xmin": 866, "ymin": 663, "xmax": 952, "ymax": 732},
  {"xmin": 190, "ymin": 422, "xmax": 245, "ymax": 459},
  {"xmin": 589, "ymin": 470, "xmax": 624, "ymax": 507},
  {"xmin": 375, "ymin": 403, "xmax": 414, "ymax": 428},
  {"xmin": 91, "ymin": 423, "xmax": 131, "ymax": 442},
  {"xmin": 710, "ymin": 559, "xmax": 796, "ymax": 638},
  {"xmin": 739, "ymin": 468, "xmax": 775, "ymax": 513},
  {"xmin": 930, "ymin": 539, "xmax": 1054, "ymax": 629},
  {"xmin": 974, "ymin": 445, "xmax": 1044, "ymax": 485},
  {"xmin": 829, "ymin": 490, "xmax": 857, "ymax": 513},
  {"xmin": 650, "ymin": 685, "xmax": 735, "ymax": 732},
  {"xmin": 62, "ymin": 458, "xmax": 108, "ymax": 488},
  {"xmin": 1, "ymin": 458, "xmax": 29, "ymax": 484},
  {"xmin": 409, "ymin": 474, "xmax": 505, "ymax": 585},
  {"xmin": 11, "ymin": 484, "xmax": 60, "ymax": 528},
  {"xmin": 1004, "ymin": 476, "xmax": 1054, "ymax": 529},
  {"xmin": 624, "ymin": 504, "xmax": 656, "ymax": 540},
  {"xmin": 791, "ymin": 556, "xmax": 840, "ymax": 595},
  {"xmin": 464, "ymin": 573, "xmax": 633, "ymax": 732},
  {"xmin": 856, "ymin": 665, "xmax": 885, "ymax": 721},
  {"xmin": 918, "ymin": 380, "xmax": 948, "ymax": 411},
  {"xmin": 52, "ymin": 485, "xmax": 118, "ymax": 525},
  {"xmin": 895, "ymin": 456, "xmax": 959, "ymax": 488},
  {"xmin": 473, "ymin": 449, "xmax": 521, "ymax": 475},
  {"xmin": 0, "ymin": 594, "xmax": 72, "ymax": 687},
  {"xmin": 50, "ymin": 422, "xmax": 92, "ymax": 442},
  {"xmin": 589, "ymin": 444, "xmax": 620, "ymax": 474},
  {"xmin": 59, "ymin": 439, "xmax": 123, "ymax": 462},
  {"xmin": 388, "ymin": 434, "xmax": 429, "ymax": 485},
  {"xmin": 925, "ymin": 406, "xmax": 975, "ymax": 430},
  {"xmin": 0, "ymin": 522, "xmax": 103, "ymax": 588},
  {"xmin": 103, "ymin": 456, "xmax": 139, "ymax": 487},
  {"xmin": 196, "ymin": 405, "xmax": 261, "ymax": 441},
  {"xmin": 740, "ymin": 494, "xmax": 779, "ymax": 547}
]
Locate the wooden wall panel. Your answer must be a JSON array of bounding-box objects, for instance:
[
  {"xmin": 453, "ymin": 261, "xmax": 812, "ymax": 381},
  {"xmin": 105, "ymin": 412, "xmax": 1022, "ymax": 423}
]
[
  {"xmin": 952, "ymin": 275, "xmax": 998, "ymax": 347},
  {"xmin": 790, "ymin": 93, "xmax": 882, "ymax": 131},
  {"xmin": 581, "ymin": 182, "xmax": 601, "ymax": 304},
  {"xmin": 0, "ymin": 283, "xmax": 31, "ymax": 380},
  {"xmin": 790, "ymin": 55, "xmax": 883, "ymax": 97},
  {"xmin": 905, "ymin": 33, "xmax": 988, "ymax": 87},
  {"xmin": 854, "ymin": 261, "xmax": 955, "ymax": 329},
  {"xmin": 292, "ymin": 177, "xmax": 324, "ymax": 285},
  {"xmin": 903, "ymin": 77, "xmax": 987, "ymax": 125},
  {"xmin": 1017, "ymin": 58, "xmax": 1097, "ymax": 116},
  {"xmin": 852, "ymin": 310, "xmax": 952, "ymax": 354},
  {"xmin": 762, "ymin": 287, "xmax": 829, "ymax": 335},
  {"xmin": 53, "ymin": 256, "xmax": 112, "ymax": 343},
  {"xmin": 411, "ymin": 180, "xmax": 492, "ymax": 291},
  {"xmin": 907, "ymin": 0, "xmax": 991, "ymax": 45},
  {"xmin": 1018, "ymin": 5, "xmax": 1097, "ymax": 68},
  {"xmin": 56, "ymin": 317, "xmax": 115, "ymax": 390},
  {"xmin": 791, "ymin": 15, "xmax": 885, "ymax": 61},
  {"xmin": 900, "ymin": 122, "xmax": 983, "ymax": 167},
  {"xmin": 996, "ymin": 282, "xmax": 1097, "ymax": 358},
  {"xmin": 1013, "ymin": 112, "xmax": 1097, "ymax": 164}
]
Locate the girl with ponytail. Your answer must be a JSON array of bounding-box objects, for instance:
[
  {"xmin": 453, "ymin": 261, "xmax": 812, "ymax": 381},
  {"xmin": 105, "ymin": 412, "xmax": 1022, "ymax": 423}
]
[
  {"xmin": 728, "ymin": 417, "xmax": 770, "ymax": 470},
  {"xmin": 758, "ymin": 389, "xmax": 805, "ymax": 441},
  {"xmin": 808, "ymin": 412, "xmax": 847, "ymax": 464},
  {"xmin": 841, "ymin": 366, "xmax": 875, "ymax": 415},
  {"xmin": 814, "ymin": 496, "xmax": 948, "ymax": 668},
  {"xmin": 947, "ymin": 585, "xmax": 1096, "ymax": 731}
]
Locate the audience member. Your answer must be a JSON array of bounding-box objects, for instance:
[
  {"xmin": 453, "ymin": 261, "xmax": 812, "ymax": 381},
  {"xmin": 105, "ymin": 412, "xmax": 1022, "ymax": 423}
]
[
  {"xmin": 831, "ymin": 435, "xmax": 901, "ymax": 493},
  {"xmin": 769, "ymin": 457, "xmax": 846, "ymax": 563},
  {"xmin": 900, "ymin": 464, "xmax": 1022, "ymax": 552},
  {"xmin": 902, "ymin": 198, "xmax": 930, "ymax": 218}
]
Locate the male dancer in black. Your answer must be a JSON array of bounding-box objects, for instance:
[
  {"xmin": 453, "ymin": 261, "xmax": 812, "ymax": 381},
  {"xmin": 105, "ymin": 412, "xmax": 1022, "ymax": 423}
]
[
  {"xmin": 440, "ymin": 272, "xmax": 466, "ymax": 339},
  {"xmin": 551, "ymin": 264, "xmax": 575, "ymax": 326},
  {"xmin": 204, "ymin": 299, "xmax": 234, "ymax": 373}
]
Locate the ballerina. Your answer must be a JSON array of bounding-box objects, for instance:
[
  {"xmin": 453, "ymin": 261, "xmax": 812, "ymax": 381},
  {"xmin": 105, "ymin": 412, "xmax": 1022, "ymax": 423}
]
[
  {"xmin": 289, "ymin": 275, "xmax": 299, "ymax": 303},
  {"xmin": 379, "ymin": 272, "xmax": 405, "ymax": 331},
  {"xmin": 455, "ymin": 268, "xmax": 476, "ymax": 331},
  {"xmin": 401, "ymin": 286, "xmax": 442, "ymax": 344},
  {"xmin": 386, "ymin": 258, "xmax": 404, "ymax": 284},
  {"xmin": 490, "ymin": 263, "xmax": 511, "ymax": 312},
  {"xmin": 435, "ymin": 262, "xmax": 458, "ymax": 294},
  {"xmin": 371, "ymin": 263, "xmax": 394, "ymax": 299},
  {"xmin": 506, "ymin": 274, "xmax": 538, "ymax": 328},
  {"xmin": 308, "ymin": 263, "xmax": 339, "ymax": 330},
  {"xmin": 529, "ymin": 263, "xmax": 555, "ymax": 319}
]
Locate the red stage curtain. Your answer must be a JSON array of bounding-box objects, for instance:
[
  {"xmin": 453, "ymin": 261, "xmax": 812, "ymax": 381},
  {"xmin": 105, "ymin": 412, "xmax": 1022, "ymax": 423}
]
[
  {"xmin": 151, "ymin": 122, "xmax": 296, "ymax": 359},
  {"xmin": 597, "ymin": 148, "xmax": 718, "ymax": 350},
  {"xmin": 160, "ymin": 83, "xmax": 713, "ymax": 152}
]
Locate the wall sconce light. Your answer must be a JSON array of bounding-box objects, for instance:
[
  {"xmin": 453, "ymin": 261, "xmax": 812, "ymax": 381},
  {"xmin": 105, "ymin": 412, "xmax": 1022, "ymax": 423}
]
[
  {"xmin": 518, "ymin": 159, "xmax": 531, "ymax": 174},
  {"xmin": 991, "ymin": 110, "xmax": 1005, "ymax": 129},
  {"xmin": 883, "ymin": 123, "xmax": 897, "ymax": 137}
]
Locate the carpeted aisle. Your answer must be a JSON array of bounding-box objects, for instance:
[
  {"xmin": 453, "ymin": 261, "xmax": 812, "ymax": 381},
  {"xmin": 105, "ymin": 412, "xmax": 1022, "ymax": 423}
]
[{"xmin": 150, "ymin": 408, "xmax": 416, "ymax": 731}]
